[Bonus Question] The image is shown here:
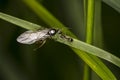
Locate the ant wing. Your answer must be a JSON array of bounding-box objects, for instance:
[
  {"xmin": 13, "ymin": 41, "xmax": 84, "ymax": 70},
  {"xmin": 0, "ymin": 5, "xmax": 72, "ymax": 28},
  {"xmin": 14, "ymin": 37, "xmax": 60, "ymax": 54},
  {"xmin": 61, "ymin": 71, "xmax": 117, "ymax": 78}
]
[{"xmin": 17, "ymin": 31, "xmax": 38, "ymax": 44}]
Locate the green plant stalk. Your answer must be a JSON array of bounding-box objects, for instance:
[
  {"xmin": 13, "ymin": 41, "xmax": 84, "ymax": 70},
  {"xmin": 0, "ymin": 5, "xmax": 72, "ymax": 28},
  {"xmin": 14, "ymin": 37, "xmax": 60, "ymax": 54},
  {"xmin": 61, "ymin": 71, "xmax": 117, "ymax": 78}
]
[
  {"xmin": 83, "ymin": 0, "xmax": 89, "ymax": 80},
  {"xmin": 86, "ymin": 0, "xmax": 94, "ymax": 44},
  {"xmin": 83, "ymin": 0, "xmax": 95, "ymax": 80},
  {"xmin": 83, "ymin": 63, "xmax": 90, "ymax": 80}
]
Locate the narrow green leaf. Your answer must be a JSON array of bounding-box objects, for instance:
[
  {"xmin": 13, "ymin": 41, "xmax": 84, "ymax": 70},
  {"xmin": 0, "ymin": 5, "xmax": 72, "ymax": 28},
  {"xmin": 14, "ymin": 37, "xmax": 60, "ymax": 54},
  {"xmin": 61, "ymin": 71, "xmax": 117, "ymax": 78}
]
[
  {"xmin": 72, "ymin": 49, "xmax": 116, "ymax": 80},
  {"xmin": 0, "ymin": 12, "xmax": 41, "ymax": 31},
  {"xmin": 103, "ymin": 0, "xmax": 120, "ymax": 13},
  {"xmin": 54, "ymin": 34, "xmax": 120, "ymax": 68}
]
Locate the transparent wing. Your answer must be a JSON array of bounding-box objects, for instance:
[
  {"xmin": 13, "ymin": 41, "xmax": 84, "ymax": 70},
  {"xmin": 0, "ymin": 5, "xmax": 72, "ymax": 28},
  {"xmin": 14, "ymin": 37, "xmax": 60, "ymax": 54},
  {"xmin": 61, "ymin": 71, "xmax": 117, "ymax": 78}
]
[
  {"xmin": 17, "ymin": 29, "xmax": 50, "ymax": 44},
  {"xmin": 17, "ymin": 31, "xmax": 39, "ymax": 44}
]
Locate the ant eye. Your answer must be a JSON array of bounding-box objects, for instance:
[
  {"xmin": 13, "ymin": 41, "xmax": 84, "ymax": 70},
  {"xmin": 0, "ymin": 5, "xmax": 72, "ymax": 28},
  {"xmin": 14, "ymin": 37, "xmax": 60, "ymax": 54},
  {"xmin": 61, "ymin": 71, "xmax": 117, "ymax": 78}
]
[{"xmin": 48, "ymin": 29, "xmax": 57, "ymax": 36}]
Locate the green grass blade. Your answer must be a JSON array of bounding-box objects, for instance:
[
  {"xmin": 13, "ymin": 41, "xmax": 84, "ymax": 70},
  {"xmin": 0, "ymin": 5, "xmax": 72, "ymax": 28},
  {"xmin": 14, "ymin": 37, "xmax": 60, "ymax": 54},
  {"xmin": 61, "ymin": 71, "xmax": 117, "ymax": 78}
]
[
  {"xmin": 73, "ymin": 49, "xmax": 116, "ymax": 80},
  {"xmin": 83, "ymin": 0, "xmax": 95, "ymax": 80},
  {"xmin": 0, "ymin": 12, "xmax": 41, "ymax": 31},
  {"xmin": 103, "ymin": 0, "xmax": 120, "ymax": 13},
  {"xmin": 54, "ymin": 35, "xmax": 120, "ymax": 68}
]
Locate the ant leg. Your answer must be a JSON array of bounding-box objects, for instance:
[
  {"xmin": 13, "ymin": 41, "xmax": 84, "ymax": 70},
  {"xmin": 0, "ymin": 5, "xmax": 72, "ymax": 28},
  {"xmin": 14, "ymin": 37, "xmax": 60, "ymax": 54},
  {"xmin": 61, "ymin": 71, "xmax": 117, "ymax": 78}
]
[{"xmin": 33, "ymin": 40, "xmax": 46, "ymax": 51}]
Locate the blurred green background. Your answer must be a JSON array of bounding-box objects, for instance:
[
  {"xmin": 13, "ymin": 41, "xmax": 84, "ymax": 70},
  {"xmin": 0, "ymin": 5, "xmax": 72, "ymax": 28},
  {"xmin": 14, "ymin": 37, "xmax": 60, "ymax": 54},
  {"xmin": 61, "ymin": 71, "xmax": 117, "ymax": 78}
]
[{"xmin": 0, "ymin": 0, "xmax": 120, "ymax": 80}]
